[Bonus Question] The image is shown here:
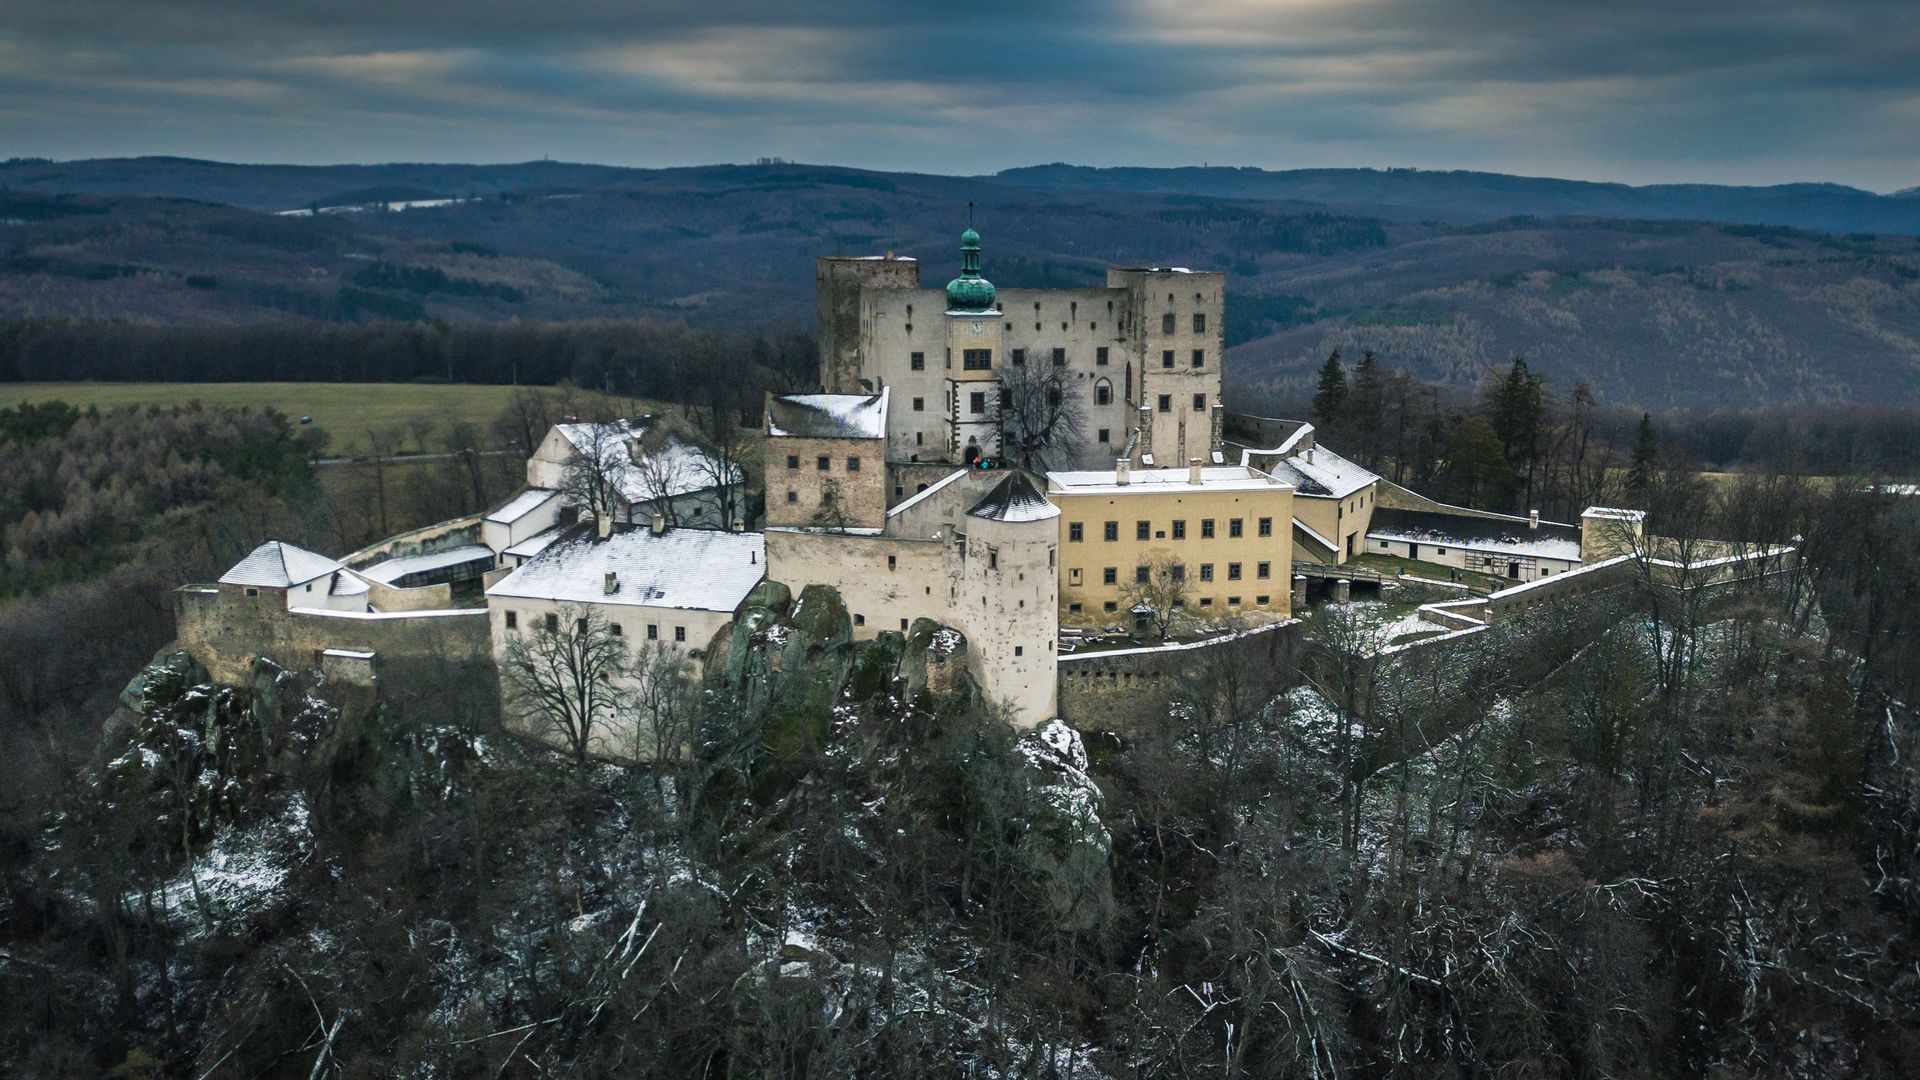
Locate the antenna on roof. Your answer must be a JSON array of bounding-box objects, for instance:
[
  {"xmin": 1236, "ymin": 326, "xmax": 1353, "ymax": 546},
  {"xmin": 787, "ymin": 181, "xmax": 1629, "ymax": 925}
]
[{"xmin": 968, "ymin": 201, "xmax": 974, "ymax": 228}]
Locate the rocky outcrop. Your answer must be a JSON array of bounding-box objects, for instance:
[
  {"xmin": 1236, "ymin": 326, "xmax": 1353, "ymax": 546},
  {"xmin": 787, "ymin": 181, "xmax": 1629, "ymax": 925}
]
[{"xmin": 1014, "ymin": 719, "xmax": 1116, "ymax": 932}]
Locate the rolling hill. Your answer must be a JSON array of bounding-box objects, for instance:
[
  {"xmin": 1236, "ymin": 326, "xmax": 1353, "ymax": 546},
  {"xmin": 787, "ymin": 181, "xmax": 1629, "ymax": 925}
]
[{"xmin": 3, "ymin": 159, "xmax": 1919, "ymax": 409}]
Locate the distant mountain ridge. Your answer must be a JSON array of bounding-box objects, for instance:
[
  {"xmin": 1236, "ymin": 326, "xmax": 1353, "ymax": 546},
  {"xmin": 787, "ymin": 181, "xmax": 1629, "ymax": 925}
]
[
  {"xmin": 6, "ymin": 156, "xmax": 1920, "ymax": 235},
  {"xmin": 994, "ymin": 164, "xmax": 1920, "ymax": 235}
]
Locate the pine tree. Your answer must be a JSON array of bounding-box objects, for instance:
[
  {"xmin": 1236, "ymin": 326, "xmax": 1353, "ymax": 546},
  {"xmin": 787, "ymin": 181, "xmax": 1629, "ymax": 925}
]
[
  {"xmin": 1628, "ymin": 412, "xmax": 1658, "ymax": 493},
  {"xmin": 1349, "ymin": 349, "xmax": 1385, "ymax": 466},
  {"xmin": 1312, "ymin": 350, "xmax": 1349, "ymax": 434},
  {"xmin": 1489, "ymin": 357, "xmax": 1545, "ymax": 511}
]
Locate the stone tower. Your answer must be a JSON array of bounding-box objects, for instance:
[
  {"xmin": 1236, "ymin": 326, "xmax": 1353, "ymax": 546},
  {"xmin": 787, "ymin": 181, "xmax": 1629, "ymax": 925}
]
[{"xmin": 943, "ymin": 226, "xmax": 1004, "ymax": 464}]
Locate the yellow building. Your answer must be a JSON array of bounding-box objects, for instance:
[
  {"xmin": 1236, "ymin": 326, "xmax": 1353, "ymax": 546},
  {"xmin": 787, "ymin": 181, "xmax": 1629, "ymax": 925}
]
[{"xmin": 1046, "ymin": 460, "xmax": 1295, "ymax": 631}]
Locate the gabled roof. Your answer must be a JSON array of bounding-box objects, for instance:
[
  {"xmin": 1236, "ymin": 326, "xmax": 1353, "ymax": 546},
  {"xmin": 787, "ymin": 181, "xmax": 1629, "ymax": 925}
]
[
  {"xmin": 486, "ymin": 487, "xmax": 561, "ymax": 524},
  {"xmin": 766, "ymin": 388, "xmax": 889, "ymax": 439},
  {"xmin": 967, "ymin": 472, "xmax": 1060, "ymax": 522},
  {"xmin": 487, "ymin": 525, "xmax": 766, "ymax": 613},
  {"xmin": 1270, "ymin": 444, "xmax": 1377, "ymax": 499},
  {"xmin": 220, "ymin": 541, "xmax": 343, "ymax": 588}
]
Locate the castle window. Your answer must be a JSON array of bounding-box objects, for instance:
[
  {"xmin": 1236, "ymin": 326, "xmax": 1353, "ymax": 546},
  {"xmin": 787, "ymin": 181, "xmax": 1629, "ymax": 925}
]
[
  {"xmin": 648, "ymin": 624, "xmax": 659, "ymax": 640},
  {"xmin": 1104, "ymin": 600, "xmax": 1118, "ymax": 612},
  {"xmin": 901, "ymin": 619, "xmax": 910, "ymax": 630},
  {"xmin": 1170, "ymin": 564, "xmax": 1186, "ymax": 582},
  {"xmin": 1230, "ymin": 518, "xmax": 1243, "ymax": 538},
  {"xmin": 989, "ymin": 550, "xmax": 998, "ymax": 569},
  {"xmin": 1172, "ymin": 520, "xmax": 1186, "ymax": 539},
  {"xmin": 1258, "ymin": 517, "xmax": 1273, "ymax": 537},
  {"xmin": 1103, "ymin": 567, "xmax": 1117, "ymax": 585},
  {"xmin": 1193, "ymin": 313, "xmax": 1206, "ymax": 333},
  {"xmin": 674, "ymin": 626, "xmax": 686, "ymax": 642},
  {"xmin": 970, "ymin": 392, "xmax": 986, "ymax": 414},
  {"xmin": 1052, "ymin": 347, "xmax": 1066, "ymax": 366},
  {"xmin": 1227, "ymin": 596, "xmax": 1240, "ymax": 606},
  {"xmin": 1105, "ymin": 521, "xmax": 1119, "ymax": 541},
  {"xmin": 1158, "ymin": 395, "xmax": 1172, "ymax": 413},
  {"xmin": 894, "ymin": 486, "xmax": 903, "ymax": 498},
  {"xmin": 787, "ymin": 454, "xmax": 799, "ymax": 469},
  {"xmin": 1258, "ymin": 595, "xmax": 1270, "ymax": 605},
  {"xmin": 1136, "ymin": 520, "xmax": 1150, "ymax": 540},
  {"xmin": 964, "ymin": 348, "xmax": 992, "ymax": 370},
  {"xmin": 244, "ymin": 587, "xmax": 258, "ymax": 597},
  {"xmin": 1161, "ymin": 350, "xmax": 1174, "ymax": 369},
  {"xmin": 1014, "ymin": 646, "xmax": 1023, "ymax": 657},
  {"xmin": 846, "ymin": 456, "xmax": 860, "ymax": 471},
  {"xmin": 505, "ymin": 611, "xmax": 517, "ymax": 630},
  {"xmin": 913, "ymin": 397, "xmax": 925, "ymax": 411},
  {"xmin": 1135, "ymin": 565, "xmax": 1150, "ymax": 583},
  {"xmin": 1192, "ymin": 349, "xmax": 1205, "ymax": 368},
  {"xmin": 1096, "ymin": 346, "xmax": 1109, "ymax": 366},
  {"xmin": 1200, "ymin": 563, "xmax": 1214, "ymax": 582},
  {"xmin": 1228, "ymin": 562, "xmax": 1242, "ymax": 580},
  {"xmin": 1098, "ymin": 428, "xmax": 1110, "ymax": 443},
  {"xmin": 911, "ymin": 351, "xmax": 925, "ymax": 370},
  {"xmin": 786, "ymin": 490, "xmax": 797, "ymax": 503},
  {"xmin": 1201, "ymin": 518, "xmax": 1215, "ymax": 539},
  {"xmin": 611, "ymin": 623, "xmax": 623, "ymax": 636},
  {"xmin": 1199, "ymin": 597, "xmax": 1213, "ymax": 607},
  {"xmin": 888, "ymin": 555, "xmax": 896, "ymax": 570},
  {"xmin": 1069, "ymin": 522, "xmax": 1084, "ymax": 542},
  {"xmin": 1009, "ymin": 348, "xmax": 1025, "ymax": 367},
  {"xmin": 1069, "ymin": 568, "xmax": 1082, "ymax": 585},
  {"xmin": 817, "ymin": 455, "xmax": 830, "ymax": 471},
  {"xmin": 1096, "ymin": 383, "xmax": 1112, "ymax": 406},
  {"xmin": 855, "ymin": 614, "xmax": 865, "ymax": 627},
  {"xmin": 1193, "ymin": 394, "xmax": 1206, "ymax": 411},
  {"xmin": 546, "ymin": 613, "xmax": 559, "ymax": 633},
  {"xmin": 1162, "ymin": 312, "xmax": 1176, "ymax": 334},
  {"xmin": 1257, "ymin": 561, "xmax": 1271, "ymax": 579},
  {"xmin": 577, "ymin": 618, "xmax": 589, "ymax": 634}
]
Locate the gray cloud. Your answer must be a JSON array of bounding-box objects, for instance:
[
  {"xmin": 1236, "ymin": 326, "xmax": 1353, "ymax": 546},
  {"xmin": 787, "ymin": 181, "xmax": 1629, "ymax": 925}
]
[{"xmin": 1, "ymin": 0, "xmax": 1915, "ymax": 188}]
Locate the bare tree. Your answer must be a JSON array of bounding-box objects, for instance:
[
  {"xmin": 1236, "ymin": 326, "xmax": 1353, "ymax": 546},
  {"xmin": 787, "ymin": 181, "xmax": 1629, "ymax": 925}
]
[
  {"xmin": 626, "ymin": 426, "xmax": 693, "ymax": 528},
  {"xmin": 992, "ymin": 360, "xmax": 1085, "ymax": 470},
  {"xmin": 557, "ymin": 421, "xmax": 632, "ymax": 525},
  {"xmin": 683, "ymin": 405, "xmax": 756, "ymax": 530},
  {"xmin": 499, "ymin": 604, "xmax": 634, "ymax": 765},
  {"xmin": 1120, "ymin": 553, "xmax": 1190, "ymax": 640}
]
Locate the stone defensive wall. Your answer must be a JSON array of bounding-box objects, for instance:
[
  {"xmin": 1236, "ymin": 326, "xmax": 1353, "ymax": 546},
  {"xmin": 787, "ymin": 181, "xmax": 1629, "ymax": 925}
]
[
  {"xmin": 1415, "ymin": 544, "xmax": 1800, "ymax": 632},
  {"xmin": 175, "ymin": 584, "xmax": 492, "ymax": 685},
  {"xmin": 1057, "ymin": 619, "xmax": 1303, "ymax": 731},
  {"xmin": 341, "ymin": 514, "xmax": 484, "ymax": 568}
]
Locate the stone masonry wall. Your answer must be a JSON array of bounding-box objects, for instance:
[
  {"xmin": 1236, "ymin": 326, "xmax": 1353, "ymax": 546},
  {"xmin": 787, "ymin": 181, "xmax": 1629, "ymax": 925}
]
[
  {"xmin": 176, "ymin": 584, "xmax": 492, "ymax": 685},
  {"xmin": 1057, "ymin": 620, "xmax": 1302, "ymax": 732}
]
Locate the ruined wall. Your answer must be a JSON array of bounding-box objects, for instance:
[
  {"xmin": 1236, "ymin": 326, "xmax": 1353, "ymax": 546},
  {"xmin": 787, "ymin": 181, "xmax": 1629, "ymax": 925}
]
[
  {"xmin": 343, "ymin": 515, "xmax": 484, "ymax": 568},
  {"xmin": 176, "ymin": 584, "xmax": 491, "ymax": 685},
  {"xmin": 1056, "ymin": 619, "xmax": 1301, "ymax": 732},
  {"xmin": 819, "ymin": 255, "xmax": 921, "ymax": 393}
]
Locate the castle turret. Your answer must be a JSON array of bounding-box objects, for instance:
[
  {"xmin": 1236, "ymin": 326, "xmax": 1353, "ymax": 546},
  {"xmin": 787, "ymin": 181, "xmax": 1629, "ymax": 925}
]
[
  {"xmin": 958, "ymin": 472, "xmax": 1059, "ymax": 727},
  {"xmin": 944, "ymin": 224, "xmax": 1004, "ymax": 464}
]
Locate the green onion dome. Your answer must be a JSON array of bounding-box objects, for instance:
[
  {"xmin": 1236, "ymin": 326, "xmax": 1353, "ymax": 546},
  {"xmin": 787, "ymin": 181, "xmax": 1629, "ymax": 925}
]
[{"xmin": 945, "ymin": 226, "xmax": 997, "ymax": 311}]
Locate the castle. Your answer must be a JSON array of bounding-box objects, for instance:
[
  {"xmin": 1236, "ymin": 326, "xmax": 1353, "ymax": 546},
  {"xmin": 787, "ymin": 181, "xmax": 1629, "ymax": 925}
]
[{"xmin": 182, "ymin": 222, "xmax": 1697, "ymax": 757}]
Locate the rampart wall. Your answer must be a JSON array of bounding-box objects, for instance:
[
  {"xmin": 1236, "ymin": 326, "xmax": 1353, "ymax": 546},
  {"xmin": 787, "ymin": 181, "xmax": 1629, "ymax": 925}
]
[
  {"xmin": 176, "ymin": 584, "xmax": 492, "ymax": 685},
  {"xmin": 1056, "ymin": 620, "xmax": 1302, "ymax": 732}
]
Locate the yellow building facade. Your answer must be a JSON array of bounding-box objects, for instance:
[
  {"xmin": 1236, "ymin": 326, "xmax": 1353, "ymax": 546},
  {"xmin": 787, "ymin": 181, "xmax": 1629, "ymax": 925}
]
[{"xmin": 1047, "ymin": 463, "xmax": 1295, "ymax": 630}]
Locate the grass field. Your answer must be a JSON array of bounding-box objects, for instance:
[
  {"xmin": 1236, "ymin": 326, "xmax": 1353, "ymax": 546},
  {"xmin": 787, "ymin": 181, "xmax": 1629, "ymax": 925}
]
[{"xmin": 0, "ymin": 382, "xmax": 531, "ymax": 453}]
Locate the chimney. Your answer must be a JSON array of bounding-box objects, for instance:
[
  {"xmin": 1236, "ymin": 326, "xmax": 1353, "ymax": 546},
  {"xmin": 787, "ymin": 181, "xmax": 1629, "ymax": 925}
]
[
  {"xmin": 732, "ymin": 517, "xmax": 746, "ymax": 532},
  {"xmin": 1305, "ymin": 448, "xmax": 1315, "ymax": 464},
  {"xmin": 651, "ymin": 512, "xmax": 667, "ymax": 536},
  {"xmin": 1188, "ymin": 458, "xmax": 1203, "ymax": 485},
  {"xmin": 595, "ymin": 513, "xmax": 612, "ymax": 540},
  {"xmin": 1115, "ymin": 457, "xmax": 1131, "ymax": 486},
  {"xmin": 1528, "ymin": 509, "xmax": 1540, "ymax": 531},
  {"xmin": 604, "ymin": 571, "xmax": 619, "ymax": 595}
]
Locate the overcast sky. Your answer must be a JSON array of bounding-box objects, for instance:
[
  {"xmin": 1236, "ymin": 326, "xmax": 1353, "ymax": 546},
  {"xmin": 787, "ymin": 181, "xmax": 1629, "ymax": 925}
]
[{"xmin": 3, "ymin": 0, "xmax": 1916, "ymax": 190}]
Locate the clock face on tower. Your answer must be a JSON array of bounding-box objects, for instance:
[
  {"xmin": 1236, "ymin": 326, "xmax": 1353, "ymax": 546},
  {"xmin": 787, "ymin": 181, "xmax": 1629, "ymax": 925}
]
[{"xmin": 970, "ymin": 321, "xmax": 983, "ymax": 332}]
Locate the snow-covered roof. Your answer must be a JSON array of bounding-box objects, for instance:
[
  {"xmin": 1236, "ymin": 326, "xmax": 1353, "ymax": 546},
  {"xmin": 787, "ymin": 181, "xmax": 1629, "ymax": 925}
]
[
  {"xmin": 1046, "ymin": 464, "xmax": 1287, "ymax": 497},
  {"xmin": 220, "ymin": 541, "xmax": 343, "ymax": 588},
  {"xmin": 486, "ymin": 488, "xmax": 560, "ymax": 524},
  {"xmin": 1582, "ymin": 506, "xmax": 1647, "ymax": 522},
  {"xmin": 359, "ymin": 545, "xmax": 496, "ymax": 585},
  {"xmin": 1369, "ymin": 508, "xmax": 1583, "ymax": 562},
  {"xmin": 886, "ymin": 467, "xmax": 969, "ymax": 519},
  {"xmin": 329, "ymin": 570, "xmax": 370, "ymax": 597},
  {"xmin": 1270, "ymin": 445, "xmax": 1377, "ymax": 499},
  {"xmin": 486, "ymin": 526, "xmax": 765, "ymax": 613},
  {"xmin": 553, "ymin": 420, "xmax": 739, "ymax": 504},
  {"xmin": 967, "ymin": 472, "xmax": 1060, "ymax": 522},
  {"xmin": 766, "ymin": 389, "xmax": 888, "ymax": 440}
]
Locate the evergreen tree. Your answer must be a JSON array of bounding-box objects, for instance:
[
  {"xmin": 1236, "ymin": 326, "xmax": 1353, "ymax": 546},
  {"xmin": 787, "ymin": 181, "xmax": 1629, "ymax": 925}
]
[
  {"xmin": 1311, "ymin": 350, "xmax": 1349, "ymax": 434},
  {"xmin": 1348, "ymin": 349, "xmax": 1385, "ymax": 466},
  {"xmin": 1443, "ymin": 415, "xmax": 1511, "ymax": 508},
  {"xmin": 1628, "ymin": 412, "xmax": 1658, "ymax": 493},
  {"xmin": 1489, "ymin": 357, "xmax": 1546, "ymax": 511}
]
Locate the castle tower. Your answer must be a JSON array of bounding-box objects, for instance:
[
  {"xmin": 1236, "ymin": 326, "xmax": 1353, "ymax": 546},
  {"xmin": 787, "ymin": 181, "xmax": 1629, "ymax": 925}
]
[
  {"xmin": 816, "ymin": 252, "xmax": 919, "ymax": 393},
  {"xmin": 944, "ymin": 226, "xmax": 1004, "ymax": 464},
  {"xmin": 957, "ymin": 471, "xmax": 1060, "ymax": 727}
]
